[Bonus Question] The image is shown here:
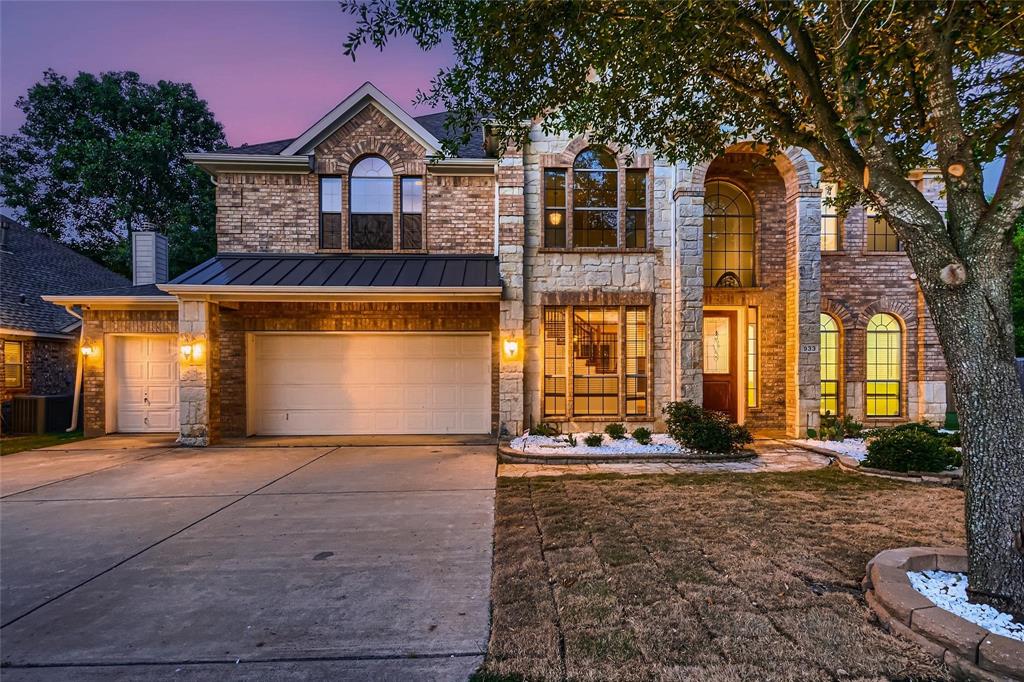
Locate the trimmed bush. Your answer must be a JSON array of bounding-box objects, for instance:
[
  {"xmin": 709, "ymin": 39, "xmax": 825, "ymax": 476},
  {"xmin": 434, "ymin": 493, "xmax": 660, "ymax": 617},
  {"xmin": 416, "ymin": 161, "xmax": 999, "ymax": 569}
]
[
  {"xmin": 863, "ymin": 428, "xmax": 959, "ymax": 472},
  {"xmin": 604, "ymin": 423, "xmax": 627, "ymax": 440},
  {"xmin": 528, "ymin": 423, "xmax": 558, "ymax": 437},
  {"xmin": 631, "ymin": 427, "xmax": 653, "ymax": 445},
  {"xmin": 817, "ymin": 411, "xmax": 864, "ymax": 441},
  {"xmin": 662, "ymin": 400, "xmax": 752, "ymax": 453},
  {"xmin": 583, "ymin": 433, "xmax": 604, "ymax": 447}
]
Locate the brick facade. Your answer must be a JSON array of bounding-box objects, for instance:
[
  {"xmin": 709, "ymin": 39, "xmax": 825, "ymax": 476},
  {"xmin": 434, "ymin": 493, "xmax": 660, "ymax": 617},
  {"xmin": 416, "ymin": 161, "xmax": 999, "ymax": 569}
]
[{"xmin": 0, "ymin": 335, "xmax": 76, "ymax": 404}]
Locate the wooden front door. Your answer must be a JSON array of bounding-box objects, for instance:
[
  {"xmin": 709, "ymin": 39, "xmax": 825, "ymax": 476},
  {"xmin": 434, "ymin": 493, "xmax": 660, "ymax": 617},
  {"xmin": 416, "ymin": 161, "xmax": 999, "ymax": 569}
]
[{"xmin": 702, "ymin": 311, "xmax": 738, "ymax": 422}]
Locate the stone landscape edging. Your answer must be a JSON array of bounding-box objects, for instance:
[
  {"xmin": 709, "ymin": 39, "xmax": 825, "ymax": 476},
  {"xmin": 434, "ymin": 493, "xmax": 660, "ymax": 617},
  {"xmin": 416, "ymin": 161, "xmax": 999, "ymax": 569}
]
[
  {"xmin": 864, "ymin": 546, "xmax": 1024, "ymax": 681},
  {"xmin": 786, "ymin": 440, "xmax": 963, "ymax": 487},
  {"xmin": 497, "ymin": 442, "xmax": 757, "ymax": 465}
]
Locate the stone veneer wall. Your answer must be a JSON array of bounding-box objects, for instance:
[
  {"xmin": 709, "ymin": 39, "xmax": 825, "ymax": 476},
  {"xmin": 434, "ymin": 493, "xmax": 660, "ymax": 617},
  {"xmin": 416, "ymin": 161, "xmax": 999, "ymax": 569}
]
[
  {"xmin": 79, "ymin": 309, "xmax": 179, "ymax": 438},
  {"xmin": 521, "ymin": 128, "xmax": 673, "ymax": 431},
  {"xmin": 216, "ymin": 301, "xmax": 500, "ymax": 439},
  {"xmin": 214, "ymin": 104, "xmax": 495, "ymax": 256}
]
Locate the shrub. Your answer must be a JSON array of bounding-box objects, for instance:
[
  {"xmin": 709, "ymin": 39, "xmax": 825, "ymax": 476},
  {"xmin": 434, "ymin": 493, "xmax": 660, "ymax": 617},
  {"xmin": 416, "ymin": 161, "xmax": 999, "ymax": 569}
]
[
  {"xmin": 662, "ymin": 400, "xmax": 753, "ymax": 453},
  {"xmin": 528, "ymin": 423, "xmax": 558, "ymax": 437},
  {"xmin": 565, "ymin": 433, "xmax": 577, "ymax": 447},
  {"xmin": 945, "ymin": 430, "xmax": 961, "ymax": 448},
  {"xmin": 583, "ymin": 433, "xmax": 604, "ymax": 447},
  {"xmin": 632, "ymin": 427, "xmax": 652, "ymax": 445},
  {"xmin": 604, "ymin": 423, "xmax": 627, "ymax": 439},
  {"xmin": 818, "ymin": 411, "xmax": 864, "ymax": 441},
  {"xmin": 863, "ymin": 428, "xmax": 959, "ymax": 472},
  {"xmin": 891, "ymin": 420, "xmax": 942, "ymax": 438}
]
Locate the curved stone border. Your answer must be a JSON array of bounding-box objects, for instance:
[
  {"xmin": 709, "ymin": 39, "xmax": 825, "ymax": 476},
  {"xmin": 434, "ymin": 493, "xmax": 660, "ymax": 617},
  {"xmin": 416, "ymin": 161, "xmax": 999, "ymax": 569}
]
[
  {"xmin": 864, "ymin": 547, "xmax": 1024, "ymax": 681},
  {"xmin": 498, "ymin": 442, "xmax": 757, "ymax": 465},
  {"xmin": 786, "ymin": 440, "xmax": 962, "ymax": 487}
]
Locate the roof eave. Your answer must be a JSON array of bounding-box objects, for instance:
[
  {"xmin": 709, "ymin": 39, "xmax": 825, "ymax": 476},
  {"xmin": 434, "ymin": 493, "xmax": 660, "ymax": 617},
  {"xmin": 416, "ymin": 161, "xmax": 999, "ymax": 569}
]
[
  {"xmin": 157, "ymin": 284, "xmax": 502, "ymax": 303},
  {"xmin": 41, "ymin": 295, "xmax": 178, "ymax": 309},
  {"xmin": 185, "ymin": 153, "xmax": 313, "ymax": 175}
]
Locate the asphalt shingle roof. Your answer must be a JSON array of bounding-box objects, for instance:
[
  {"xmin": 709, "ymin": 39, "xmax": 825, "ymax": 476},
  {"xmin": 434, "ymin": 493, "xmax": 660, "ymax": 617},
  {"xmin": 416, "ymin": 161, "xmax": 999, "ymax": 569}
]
[
  {"xmin": 172, "ymin": 254, "xmax": 501, "ymax": 289},
  {"xmin": 0, "ymin": 217, "xmax": 130, "ymax": 335},
  {"xmin": 214, "ymin": 112, "xmax": 487, "ymax": 159}
]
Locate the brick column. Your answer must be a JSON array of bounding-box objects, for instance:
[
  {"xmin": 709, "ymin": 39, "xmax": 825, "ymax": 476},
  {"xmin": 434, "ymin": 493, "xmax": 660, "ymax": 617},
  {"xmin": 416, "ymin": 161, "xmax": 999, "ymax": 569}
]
[
  {"xmin": 674, "ymin": 170, "xmax": 705, "ymax": 404},
  {"xmin": 498, "ymin": 154, "xmax": 526, "ymax": 436},
  {"xmin": 785, "ymin": 190, "xmax": 822, "ymax": 436},
  {"xmin": 178, "ymin": 299, "xmax": 220, "ymax": 446}
]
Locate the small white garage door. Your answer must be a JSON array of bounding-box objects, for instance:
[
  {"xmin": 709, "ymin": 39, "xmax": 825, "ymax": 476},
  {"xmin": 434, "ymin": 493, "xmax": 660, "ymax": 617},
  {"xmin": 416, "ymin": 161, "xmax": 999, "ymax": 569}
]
[
  {"xmin": 114, "ymin": 335, "xmax": 179, "ymax": 432},
  {"xmin": 250, "ymin": 333, "xmax": 492, "ymax": 435}
]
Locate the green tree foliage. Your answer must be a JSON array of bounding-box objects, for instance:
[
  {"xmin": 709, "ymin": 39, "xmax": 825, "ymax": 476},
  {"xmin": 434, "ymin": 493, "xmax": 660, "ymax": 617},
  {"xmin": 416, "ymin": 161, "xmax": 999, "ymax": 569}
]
[
  {"xmin": 0, "ymin": 70, "xmax": 225, "ymax": 276},
  {"xmin": 344, "ymin": 0, "xmax": 1024, "ymax": 610}
]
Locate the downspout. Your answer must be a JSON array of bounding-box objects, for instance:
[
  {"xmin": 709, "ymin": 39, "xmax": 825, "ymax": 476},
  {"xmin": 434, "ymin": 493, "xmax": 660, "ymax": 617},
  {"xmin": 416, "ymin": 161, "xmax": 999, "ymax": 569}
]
[
  {"xmin": 63, "ymin": 304, "xmax": 84, "ymax": 432},
  {"xmin": 671, "ymin": 163, "xmax": 678, "ymax": 402}
]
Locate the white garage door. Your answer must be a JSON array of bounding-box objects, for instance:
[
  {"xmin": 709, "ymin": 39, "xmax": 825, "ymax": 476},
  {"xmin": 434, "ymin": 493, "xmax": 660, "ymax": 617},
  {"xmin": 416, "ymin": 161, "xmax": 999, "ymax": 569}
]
[
  {"xmin": 251, "ymin": 333, "xmax": 492, "ymax": 435},
  {"xmin": 115, "ymin": 335, "xmax": 179, "ymax": 432}
]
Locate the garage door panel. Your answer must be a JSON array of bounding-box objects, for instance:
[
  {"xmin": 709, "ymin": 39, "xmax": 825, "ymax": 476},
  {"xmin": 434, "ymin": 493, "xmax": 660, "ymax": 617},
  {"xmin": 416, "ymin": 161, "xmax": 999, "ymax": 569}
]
[
  {"xmin": 115, "ymin": 336, "xmax": 179, "ymax": 434},
  {"xmin": 146, "ymin": 385, "xmax": 177, "ymax": 408},
  {"xmin": 251, "ymin": 334, "xmax": 491, "ymax": 435}
]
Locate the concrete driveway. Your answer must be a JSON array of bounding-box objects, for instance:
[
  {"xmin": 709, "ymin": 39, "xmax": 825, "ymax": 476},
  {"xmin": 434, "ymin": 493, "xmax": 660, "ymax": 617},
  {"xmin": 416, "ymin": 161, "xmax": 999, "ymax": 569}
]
[{"xmin": 0, "ymin": 437, "xmax": 496, "ymax": 681}]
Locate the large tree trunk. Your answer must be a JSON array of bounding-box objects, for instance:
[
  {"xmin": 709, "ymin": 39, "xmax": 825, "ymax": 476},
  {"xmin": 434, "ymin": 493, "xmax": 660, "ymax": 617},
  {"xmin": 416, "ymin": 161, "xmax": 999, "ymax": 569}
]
[{"xmin": 920, "ymin": 250, "xmax": 1024, "ymax": 614}]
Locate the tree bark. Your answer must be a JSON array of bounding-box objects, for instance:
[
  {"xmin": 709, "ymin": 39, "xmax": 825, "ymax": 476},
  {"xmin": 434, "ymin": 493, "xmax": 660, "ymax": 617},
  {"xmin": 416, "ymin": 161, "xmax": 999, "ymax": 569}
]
[{"xmin": 918, "ymin": 245, "xmax": 1024, "ymax": 615}]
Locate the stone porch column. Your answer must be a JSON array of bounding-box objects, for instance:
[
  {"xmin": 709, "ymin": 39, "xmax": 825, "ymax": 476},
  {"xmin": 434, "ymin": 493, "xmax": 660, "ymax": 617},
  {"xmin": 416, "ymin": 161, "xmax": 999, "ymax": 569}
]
[
  {"xmin": 498, "ymin": 154, "xmax": 526, "ymax": 437},
  {"xmin": 674, "ymin": 174, "xmax": 705, "ymax": 404},
  {"xmin": 785, "ymin": 190, "xmax": 822, "ymax": 436},
  {"xmin": 178, "ymin": 298, "xmax": 220, "ymax": 446}
]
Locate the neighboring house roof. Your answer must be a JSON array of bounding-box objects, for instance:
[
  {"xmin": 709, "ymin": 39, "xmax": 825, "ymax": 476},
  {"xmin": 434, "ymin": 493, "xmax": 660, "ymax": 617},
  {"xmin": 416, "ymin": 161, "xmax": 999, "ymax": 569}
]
[
  {"xmin": 214, "ymin": 138, "xmax": 295, "ymax": 155},
  {"xmin": 0, "ymin": 217, "xmax": 130, "ymax": 336},
  {"xmin": 167, "ymin": 253, "xmax": 502, "ymax": 289}
]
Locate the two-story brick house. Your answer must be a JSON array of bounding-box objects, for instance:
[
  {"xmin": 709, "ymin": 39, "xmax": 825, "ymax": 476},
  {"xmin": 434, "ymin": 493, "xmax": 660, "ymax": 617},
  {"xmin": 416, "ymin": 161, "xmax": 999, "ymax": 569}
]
[{"xmin": 45, "ymin": 82, "xmax": 948, "ymax": 445}]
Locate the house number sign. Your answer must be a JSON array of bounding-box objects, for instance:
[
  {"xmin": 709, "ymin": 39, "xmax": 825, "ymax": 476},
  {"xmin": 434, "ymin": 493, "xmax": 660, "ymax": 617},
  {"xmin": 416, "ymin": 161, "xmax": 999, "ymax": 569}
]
[{"xmin": 801, "ymin": 344, "xmax": 819, "ymax": 353}]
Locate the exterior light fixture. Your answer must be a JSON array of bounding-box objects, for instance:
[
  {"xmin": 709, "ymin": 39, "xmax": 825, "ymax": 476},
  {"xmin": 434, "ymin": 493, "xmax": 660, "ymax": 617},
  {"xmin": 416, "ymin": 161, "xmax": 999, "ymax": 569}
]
[
  {"xmin": 503, "ymin": 338, "xmax": 520, "ymax": 359},
  {"xmin": 180, "ymin": 341, "xmax": 204, "ymax": 361},
  {"xmin": 549, "ymin": 211, "xmax": 563, "ymax": 226},
  {"xmin": 80, "ymin": 345, "xmax": 95, "ymax": 357}
]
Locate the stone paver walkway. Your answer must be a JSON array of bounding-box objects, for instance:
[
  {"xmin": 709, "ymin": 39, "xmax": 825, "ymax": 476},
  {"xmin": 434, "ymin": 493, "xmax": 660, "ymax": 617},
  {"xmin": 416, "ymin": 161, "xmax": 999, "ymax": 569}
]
[{"xmin": 498, "ymin": 439, "xmax": 831, "ymax": 477}]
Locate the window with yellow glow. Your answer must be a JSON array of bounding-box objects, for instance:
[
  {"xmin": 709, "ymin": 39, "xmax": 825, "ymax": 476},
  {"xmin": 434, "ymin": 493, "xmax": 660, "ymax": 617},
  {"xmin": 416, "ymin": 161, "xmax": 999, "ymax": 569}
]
[
  {"xmin": 4, "ymin": 341, "xmax": 24, "ymax": 388},
  {"xmin": 544, "ymin": 169, "xmax": 567, "ymax": 248},
  {"xmin": 747, "ymin": 307, "xmax": 758, "ymax": 408},
  {"xmin": 866, "ymin": 313, "xmax": 902, "ymax": 416},
  {"xmin": 866, "ymin": 208, "xmax": 901, "ymax": 252},
  {"xmin": 542, "ymin": 305, "xmax": 649, "ymax": 418},
  {"xmin": 704, "ymin": 181, "xmax": 756, "ymax": 287},
  {"xmin": 820, "ymin": 314, "xmax": 840, "ymax": 415}
]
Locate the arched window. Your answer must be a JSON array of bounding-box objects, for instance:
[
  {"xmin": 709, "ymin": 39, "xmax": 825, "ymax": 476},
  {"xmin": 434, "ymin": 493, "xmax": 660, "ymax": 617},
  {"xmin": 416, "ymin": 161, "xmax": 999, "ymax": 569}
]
[
  {"xmin": 350, "ymin": 156, "xmax": 394, "ymax": 250},
  {"xmin": 704, "ymin": 181, "xmax": 756, "ymax": 287},
  {"xmin": 866, "ymin": 313, "xmax": 902, "ymax": 417},
  {"xmin": 820, "ymin": 314, "xmax": 840, "ymax": 415},
  {"xmin": 573, "ymin": 147, "xmax": 618, "ymax": 247}
]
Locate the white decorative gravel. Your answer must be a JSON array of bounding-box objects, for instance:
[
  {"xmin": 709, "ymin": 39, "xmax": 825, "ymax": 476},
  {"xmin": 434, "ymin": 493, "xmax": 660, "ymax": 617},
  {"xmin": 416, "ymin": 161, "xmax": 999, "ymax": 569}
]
[
  {"xmin": 907, "ymin": 570, "xmax": 1024, "ymax": 641},
  {"xmin": 510, "ymin": 432, "xmax": 696, "ymax": 456},
  {"xmin": 793, "ymin": 438, "xmax": 867, "ymax": 461}
]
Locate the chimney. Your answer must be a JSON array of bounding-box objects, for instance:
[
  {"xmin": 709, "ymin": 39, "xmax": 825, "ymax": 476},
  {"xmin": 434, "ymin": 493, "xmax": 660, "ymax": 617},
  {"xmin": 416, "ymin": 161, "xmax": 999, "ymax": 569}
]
[{"xmin": 132, "ymin": 223, "xmax": 169, "ymax": 285}]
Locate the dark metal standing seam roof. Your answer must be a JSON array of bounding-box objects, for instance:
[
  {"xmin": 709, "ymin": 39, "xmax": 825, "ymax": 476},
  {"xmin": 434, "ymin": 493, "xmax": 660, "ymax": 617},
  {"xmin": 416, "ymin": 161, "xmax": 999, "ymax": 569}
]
[{"xmin": 169, "ymin": 254, "xmax": 502, "ymax": 289}]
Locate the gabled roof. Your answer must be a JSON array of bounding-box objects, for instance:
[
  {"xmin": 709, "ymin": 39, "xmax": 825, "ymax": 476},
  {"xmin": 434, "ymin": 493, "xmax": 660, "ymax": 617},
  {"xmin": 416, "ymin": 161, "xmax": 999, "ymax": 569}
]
[
  {"xmin": 0, "ymin": 216, "xmax": 130, "ymax": 336},
  {"xmin": 281, "ymin": 82, "xmax": 443, "ymax": 156},
  {"xmin": 214, "ymin": 138, "xmax": 295, "ymax": 155}
]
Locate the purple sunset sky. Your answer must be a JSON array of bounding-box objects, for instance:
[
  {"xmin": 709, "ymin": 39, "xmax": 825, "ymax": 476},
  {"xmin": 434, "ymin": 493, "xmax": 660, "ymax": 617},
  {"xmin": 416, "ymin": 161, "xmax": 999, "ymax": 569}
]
[
  {"xmin": 0, "ymin": 1, "xmax": 1005, "ymax": 193},
  {"xmin": 1, "ymin": 0, "xmax": 453, "ymax": 146}
]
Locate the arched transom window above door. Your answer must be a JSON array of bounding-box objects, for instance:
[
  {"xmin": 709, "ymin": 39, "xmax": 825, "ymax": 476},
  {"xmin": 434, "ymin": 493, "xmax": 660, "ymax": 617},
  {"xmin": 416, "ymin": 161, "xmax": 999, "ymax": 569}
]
[{"xmin": 704, "ymin": 181, "xmax": 756, "ymax": 288}]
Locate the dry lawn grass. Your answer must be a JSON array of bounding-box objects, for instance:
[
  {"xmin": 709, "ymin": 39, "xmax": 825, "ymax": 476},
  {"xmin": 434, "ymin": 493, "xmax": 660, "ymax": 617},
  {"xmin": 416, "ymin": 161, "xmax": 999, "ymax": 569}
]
[{"xmin": 476, "ymin": 468, "xmax": 965, "ymax": 682}]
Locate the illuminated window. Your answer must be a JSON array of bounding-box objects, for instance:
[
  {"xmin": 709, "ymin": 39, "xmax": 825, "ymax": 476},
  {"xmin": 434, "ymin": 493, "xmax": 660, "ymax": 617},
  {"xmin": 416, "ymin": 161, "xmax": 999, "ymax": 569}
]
[
  {"xmin": 319, "ymin": 177, "xmax": 343, "ymax": 249},
  {"xmin": 4, "ymin": 341, "xmax": 23, "ymax": 388},
  {"xmin": 573, "ymin": 148, "xmax": 618, "ymax": 247},
  {"xmin": 747, "ymin": 307, "xmax": 758, "ymax": 408},
  {"xmin": 542, "ymin": 305, "xmax": 649, "ymax": 418},
  {"xmin": 820, "ymin": 182, "xmax": 840, "ymax": 251},
  {"xmin": 704, "ymin": 181, "xmax": 756, "ymax": 287},
  {"xmin": 625, "ymin": 169, "xmax": 647, "ymax": 248},
  {"xmin": 543, "ymin": 308, "xmax": 567, "ymax": 416},
  {"xmin": 866, "ymin": 313, "xmax": 901, "ymax": 416},
  {"xmin": 820, "ymin": 314, "xmax": 840, "ymax": 415},
  {"xmin": 350, "ymin": 156, "xmax": 394, "ymax": 250},
  {"xmin": 866, "ymin": 207, "xmax": 900, "ymax": 252},
  {"xmin": 544, "ymin": 169, "xmax": 567, "ymax": 248}
]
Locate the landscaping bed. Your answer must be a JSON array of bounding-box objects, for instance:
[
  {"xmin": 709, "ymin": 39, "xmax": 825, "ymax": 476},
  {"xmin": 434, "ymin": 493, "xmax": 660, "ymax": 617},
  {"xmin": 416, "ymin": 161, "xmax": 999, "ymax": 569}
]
[
  {"xmin": 477, "ymin": 468, "xmax": 966, "ymax": 681},
  {"xmin": 503, "ymin": 432, "xmax": 756, "ymax": 464}
]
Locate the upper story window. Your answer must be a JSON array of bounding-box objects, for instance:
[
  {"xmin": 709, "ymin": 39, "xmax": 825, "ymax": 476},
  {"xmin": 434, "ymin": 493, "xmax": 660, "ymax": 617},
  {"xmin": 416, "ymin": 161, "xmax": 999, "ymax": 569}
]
[
  {"xmin": 820, "ymin": 182, "xmax": 840, "ymax": 251},
  {"xmin": 544, "ymin": 169, "xmax": 567, "ymax": 248},
  {"xmin": 704, "ymin": 180, "xmax": 756, "ymax": 288},
  {"xmin": 866, "ymin": 207, "xmax": 901, "ymax": 252},
  {"xmin": 350, "ymin": 156, "xmax": 394, "ymax": 250},
  {"xmin": 401, "ymin": 176, "xmax": 424, "ymax": 250},
  {"xmin": 572, "ymin": 148, "xmax": 618, "ymax": 247},
  {"xmin": 625, "ymin": 169, "xmax": 647, "ymax": 248},
  {"xmin": 320, "ymin": 177, "xmax": 343, "ymax": 249}
]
